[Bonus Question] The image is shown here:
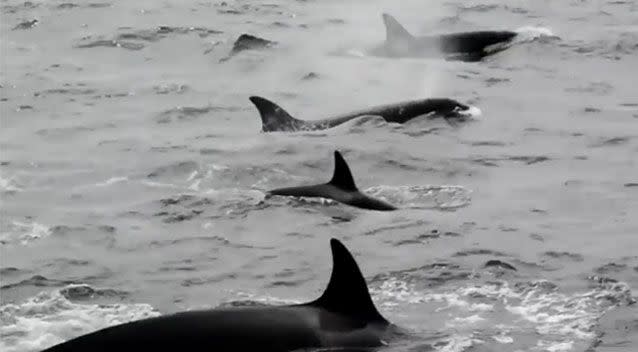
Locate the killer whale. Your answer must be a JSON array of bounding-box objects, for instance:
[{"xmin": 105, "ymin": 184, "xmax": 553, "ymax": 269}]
[
  {"xmin": 41, "ymin": 239, "xmax": 393, "ymax": 352},
  {"xmin": 372, "ymin": 13, "xmax": 518, "ymax": 62},
  {"xmin": 249, "ymin": 96, "xmax": 476, "ymax": 132},
  {"xmin": 268, "ymin": 151, "xmax": 397, "ymax": 211}
]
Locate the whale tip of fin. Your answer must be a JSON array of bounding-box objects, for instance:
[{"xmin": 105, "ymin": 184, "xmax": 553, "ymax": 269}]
[
  {"xmin": 248, "ymin": 96, "xmax": 303, "ymax": 132},
  {"xmin": 329, "ymin": 151, "xmax": 358, "ymax": 192},
  {"xmin": 311, "ymin": 238, "xmax": 388, "ymax": 324},
  {"xmin": 381, "ymin": 13, "xmax": 414, "ymax": 43}
]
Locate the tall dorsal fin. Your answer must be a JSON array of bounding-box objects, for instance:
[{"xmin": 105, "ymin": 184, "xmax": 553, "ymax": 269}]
[
  {"xmin": 310, "ymin": 238, "xmax": 388, "ymax": 324},
  {"xmin": 381, "ymin": 13, "xmax": 415, "ymax": 43},
  {"xmin": 328, "ymin": 151, "xmax": 357, "ymax": 192},
  {"xmin": 249, "ymin": 96, "xmax": 305, "ymax": 132}
]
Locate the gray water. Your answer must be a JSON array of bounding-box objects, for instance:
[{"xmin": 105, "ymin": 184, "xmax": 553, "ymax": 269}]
[{"xmin": 1, "ymin": 0, "xmax": 637, "ymax": 351}]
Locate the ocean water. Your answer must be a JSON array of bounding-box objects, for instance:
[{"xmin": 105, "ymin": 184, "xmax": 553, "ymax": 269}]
[{"xmin": 1, "ymin": 0, "xmax": 637, "ymax": 351}]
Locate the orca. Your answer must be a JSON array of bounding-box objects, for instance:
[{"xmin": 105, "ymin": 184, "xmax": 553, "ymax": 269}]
[
  {"xmin": 41, "ymin": 239, "xmax": 394, "ymax": 352},
  {"xmin": 268, "ymin": 151, "xmax": 397, "ymax": 211},
  {"xmin": 249, "ymin": 96, "xmax": 477, "ymax": 132},
  {"xmin": 372, "ymin": 13, "xmax": 518, "ymax": 62}
]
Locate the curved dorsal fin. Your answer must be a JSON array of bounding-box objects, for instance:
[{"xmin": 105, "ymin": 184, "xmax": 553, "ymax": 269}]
[
  {"xmin": 328, "ymin": 151, "xmax": 357, "ymax": 191},
  {"xmin": 381, "ymin": 13, "xmax": 414, "ymax": 43},
  {"xmin": 310, "ymin": 238, "xmax": 388, "ymax": 324},
  {"xmin": 249, "ymin": 96, "xmax": 304, "ymax": 132}
]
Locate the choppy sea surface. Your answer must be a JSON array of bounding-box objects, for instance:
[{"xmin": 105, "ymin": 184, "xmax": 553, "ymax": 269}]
[{"xmin": 1, "ymin": 0, "xmax": 637, "ymax": 351}]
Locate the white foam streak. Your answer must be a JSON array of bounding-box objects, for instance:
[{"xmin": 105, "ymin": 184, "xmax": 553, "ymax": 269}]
[
  {"xmin": 365, "ymin": 185, "xmax": 473, "ymax": 210},
  {"xmin": 140, "ymin": 180, "xmax": 179, "ymax": 189},
  {"xmin": 95, "ymin": 176, "xmax": 128, "ymax": 187}
]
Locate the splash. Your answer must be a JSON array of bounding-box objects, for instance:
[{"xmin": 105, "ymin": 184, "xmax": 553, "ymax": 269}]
[
  {"xmin": 0, "ymin": 174, "xmax": 22, "ymax": 192},
  {"xmin": 437, "ymin": 335, "xmax": 476, "ymax": 352},
  {"xmin": 0, "ymin": 285, "xmax": 159, "ymax": 352},
  {"xmin": 459, "ymin": 105, "xmax": 482, "ymax": 119},
  {"xmin": 0, "ymin": 221, "xmax": 51, "ymax": 245},
  {"xmin": 372, "ymin": 277, "xmax": 634, "ymax": 352}
]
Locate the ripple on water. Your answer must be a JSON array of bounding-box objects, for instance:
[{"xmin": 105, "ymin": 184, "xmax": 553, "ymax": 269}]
[
  {"xmin": 2, "ymin": 2, "xmax": 39, "ymax": 14},
  {"xmin": 148, "ymin": 189, "xmax": 265, "ymax": 222},
  {"xmin": 53, "ymin": 3, "xmax": 111, "ymax": 10},
  {"xmin": 74, "ymin": 26, "xmax": 223, "ymax": 51},
  {"xmin": 146, "ymin": 161, "xmax": 199, "ymax": 180},
  {"xmin": 453, "ymin": 249, "xmax": 509, "ymax": 257},
  {"xmin": 469, "ymin": 155, "xmax": 551, "ymax": 167},
  {"xmin": 542, "ymin": 251, "xmax": 585, "ymax": 262},
  {"xmin": 572, "ymin": 32, "xmax": 638, "ymax": 60},
  {"xmin": 154, "ymin": 105, "xmax": 241, "ymax": 124},
  {"xmin": 33, "ymin": 87, "xmax": 97, "ymax": 98},
  {"xmin": 152, "ymin": 83, "xmax": 189, "ymax": 95},
  {"xmin": 0, "ymin": 267, "xmax": 27, "ymax": 277},
  {"xmin": 1, "ymin": 275, "xmax": 74, "ymax": 291},
  {"xmin": 594, "ymin": 262, "xmax": 628, "ymax": 275},
  {"xmin": 484, "ymin": 260, "xmax": 517, "ymax": 271},
  {"xmin": 390, "ymin": 230, "xmax": 464, "ymax": 247},
  {"xmin": 589, "ymin": 136, "xmax": 633, "ymax": 147},
  {"xmin": 75, "ymin": 39, "xmax": 145, "ymax": 51}
]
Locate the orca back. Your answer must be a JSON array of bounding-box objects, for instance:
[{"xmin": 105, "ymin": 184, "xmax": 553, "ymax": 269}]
[
  {"xmin": 42, "ymin": 308, "xmax": 320, "ymax": 352},
  {"xmin": 41, "ymin": 239, "xmax": 392, "ymax": 352},
  {"xmin": 379, "ymin": 13, "xmax": 517, "ymax": 60},
  {"xmin": 438, "ymin": 31, "xmax": 517, "ymax": 54},
  {"xmin": 267, "ymin": 151, "xmax": 397, "ymax": 211}
]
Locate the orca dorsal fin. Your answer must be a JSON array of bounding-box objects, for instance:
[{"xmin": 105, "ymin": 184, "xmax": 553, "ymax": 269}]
[
  {"xmin": 382, "ymin": 13, "xmax": 415, "ymax": 43},
  {"xmin": 328, "ymin": 151, "xmax": 358, "ymax": 192},
  {"xmin": 249, "ymin": 96, "xmax": 305, "ymax": 132},
  {"xmin": 311, "ymin": 238, "xmax": 388, "ymax": 324}
]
